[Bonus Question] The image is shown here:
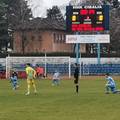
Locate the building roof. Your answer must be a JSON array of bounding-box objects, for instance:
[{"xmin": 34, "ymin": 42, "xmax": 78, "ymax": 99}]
[{"xmin": 16, "ymin": 17, "xmax": 66, "ymax": 31}]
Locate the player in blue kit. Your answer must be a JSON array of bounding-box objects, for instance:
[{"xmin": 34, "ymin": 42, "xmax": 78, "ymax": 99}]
[
  {"xmin": 10, "ymin": 70, "xmax": 19, "ymax": 90},
  {"xmin": 105, "ymin": 73, "xmax": 120, "ymax": 94},
  {"xmin": 52, "ymin": 70, "xmax": 60, "ymax": 86}
]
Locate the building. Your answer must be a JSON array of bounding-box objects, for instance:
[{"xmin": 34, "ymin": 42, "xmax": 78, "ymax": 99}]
[{"xmin": 13, "ymin": 18, "xmax": 86, "ymax": 54}]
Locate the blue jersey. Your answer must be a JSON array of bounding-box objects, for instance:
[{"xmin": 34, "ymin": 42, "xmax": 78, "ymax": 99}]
[
  {"xmin": 106, "ymin": 76, "xmax": 116, "ymax": 87},
  {"xmin": 10, "ymin": 76, "xmax": 17, "ymax": 83},
  {"xmin": 53, "ymin": 72, "xmax": 60, "ymax": 80}
]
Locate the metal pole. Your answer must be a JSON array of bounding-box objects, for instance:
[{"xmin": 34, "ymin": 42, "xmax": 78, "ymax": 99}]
[
  {"xmin": 45, "ymin": 52, "xmax": 47, "ymax": 77},
  {"xmin": 76, "ymin": 43, "xmax": 79, "ymax": 64},
  {"xmin": 79, "ymin": 44, "xmax": 81, "ymax": 78},
  {"xmin": 6, "ymin": 57, "xmax": 8, "ymax": 79},
  {"xmin": 108, "ymin": 44, "xmax": 110, "ymax": 64},
  {"xmin": 69, "ymin": 57, "xmax": 71, "ymax": 78},
  {"xmin": 97, "ymin": 43, "xmax": 101, "ymax": 64}
]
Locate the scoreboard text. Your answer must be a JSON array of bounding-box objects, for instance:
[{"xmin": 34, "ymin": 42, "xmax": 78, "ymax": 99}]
[{"xmin": 66, "ymin": 5, "xmax": 109, "ymax": 32}]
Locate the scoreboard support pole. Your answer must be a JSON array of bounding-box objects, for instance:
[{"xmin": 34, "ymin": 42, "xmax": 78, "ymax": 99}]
[
  {"xmin": 75, "ymin": 43, "xmax": 80, "ymax": 64},
  {"xmin": 75, "ymin": 32, "xmax": 80, "ymax": 64},
  {"xmin": 75, "ymin": 43, "xmax": 82, "ymax": 78},
  {"xmin": 97, "ymin": 43, "xmax": 101, "ymax": 64}
]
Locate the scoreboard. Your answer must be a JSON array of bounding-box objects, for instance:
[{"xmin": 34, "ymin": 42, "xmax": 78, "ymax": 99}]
[{"xmin": 66, "ymin": 5, "xmax": 109, "ymax": 32}]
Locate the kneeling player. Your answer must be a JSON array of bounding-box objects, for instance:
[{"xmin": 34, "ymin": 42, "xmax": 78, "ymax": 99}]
[
  {"xmin": 10, "ymin": 70, "xmax": 19, "ymax": 90},
  {"xmin": 105, "ymin": 73, "xmax": 120, "ymax": 94},
  {"xmin": 52, "ymin": 70, "xmax": 60, "ymax": 86}
]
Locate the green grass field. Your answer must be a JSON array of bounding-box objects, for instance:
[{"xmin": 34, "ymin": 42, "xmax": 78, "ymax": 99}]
[{"xmin": 0, "ymin": 76, "xmax": 120, "ymax": 120}]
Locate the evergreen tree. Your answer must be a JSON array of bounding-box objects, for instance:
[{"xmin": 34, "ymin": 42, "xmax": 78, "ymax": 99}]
[
  {"xmin": 47, "ymin": 6, "xmax": 64, "ymax": 23},
  {"xmin": 6, "ymin": 0, "xmax": 33, "ymax": 51},
  {"xmin": 0, "ymin": 0, "xmax": 33, "ymax": 53},
  {"xmin": 0, "ymin": 1, "xmax": 9, "ymax": 52}
]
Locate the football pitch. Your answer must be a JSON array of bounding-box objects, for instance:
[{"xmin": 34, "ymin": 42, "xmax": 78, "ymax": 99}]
[{"xmin": 0, "ymin": 76, "xmax": 120, "ymax": 120}]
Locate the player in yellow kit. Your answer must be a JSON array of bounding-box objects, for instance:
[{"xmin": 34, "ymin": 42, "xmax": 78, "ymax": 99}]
[{"xmin": 25, "ymin": 63, "xmax": 37, "ymax": 95}]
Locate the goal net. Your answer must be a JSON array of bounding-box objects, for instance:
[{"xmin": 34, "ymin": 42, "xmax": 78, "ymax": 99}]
[{"xmin": 6, "ymin": 56, "xmax": 71, "ymax": 79}]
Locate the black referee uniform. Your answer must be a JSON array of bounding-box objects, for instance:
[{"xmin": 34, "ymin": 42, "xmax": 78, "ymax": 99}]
[{"xmin": 74, "ymin": 63, "xmax": 79, "ymax": 93}]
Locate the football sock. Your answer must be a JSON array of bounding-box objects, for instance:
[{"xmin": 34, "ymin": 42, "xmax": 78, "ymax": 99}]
[{"xmin": 76, "ymin": 85, "xmax": 79, "ymax": 93}]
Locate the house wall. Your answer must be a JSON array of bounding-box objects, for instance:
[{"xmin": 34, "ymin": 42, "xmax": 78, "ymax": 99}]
[{"xmin": 13, "ymin": 30, "xmax": 86, "ymax": 53}]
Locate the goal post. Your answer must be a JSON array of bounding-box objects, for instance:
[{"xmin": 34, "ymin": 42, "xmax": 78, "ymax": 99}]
[{"xmin": 6, "ymin": 56, "xmax": 71, "ymax": 79}]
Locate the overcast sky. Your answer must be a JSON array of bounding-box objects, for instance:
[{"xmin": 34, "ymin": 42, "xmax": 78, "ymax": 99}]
[
  {"xmin": 27, "ymin": 0, "xmax": 70, "ymax": 17},
  {"xmin": 27, "ymin": 0, "xmax": 120, "ymax": 17}
]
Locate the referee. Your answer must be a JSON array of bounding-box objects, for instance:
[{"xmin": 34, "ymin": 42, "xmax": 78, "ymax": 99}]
[{"xmin": 74, "ymin": 63, "xmax": 79, "ymax": 93}]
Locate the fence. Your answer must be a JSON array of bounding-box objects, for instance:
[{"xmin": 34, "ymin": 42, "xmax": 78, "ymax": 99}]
[{"xmin": 0, "ymin": 57, "xmax": 120, "ymax": 79}]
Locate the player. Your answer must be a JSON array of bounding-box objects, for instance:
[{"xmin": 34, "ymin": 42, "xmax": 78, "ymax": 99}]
[
  {"xmin": 35, "ymin": 65, "xmax": 44, "ymax": 79},
  {"xmin": 10, "ymin": 70, "xmax": 19, "ymax": 90},
  {"xmin": 105, "ymin": 73, "xmax": 120, "ymax": 94},
  {"xmin": 74, "ymin": 63, "xmax": 79, "ymax": 93},
  {"xmin": 25, "ymin": 63, "xmax": 37, "ymax": 95},
  {"xmin": 52, "ymin": 70, "xmax": 60, "ymax": 86}
]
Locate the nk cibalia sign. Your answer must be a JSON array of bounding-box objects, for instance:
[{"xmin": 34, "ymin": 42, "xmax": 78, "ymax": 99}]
[{"xmin": 66, "ymin": 5, "xmax": 109, "ymax": 32}]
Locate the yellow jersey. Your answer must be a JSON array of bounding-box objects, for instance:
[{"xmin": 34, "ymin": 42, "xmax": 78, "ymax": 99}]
[{"xmin": 25, "ymin": 66, "xmax": 36, "ymax": 79}]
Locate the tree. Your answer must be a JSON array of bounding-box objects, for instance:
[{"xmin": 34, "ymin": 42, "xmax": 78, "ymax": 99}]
[
  {"xmin": 3, "ymin": 0, "xmax": 33, "ymax": 53},
  {"xmin": 47, "ymin": 6, "xmax": 64, "ymax": 23},
  {"xmin": 7, "ymin": 0, "xmax": 33, "ymax": 50},
  {"xmin": 0, "ymin": 0, "xmax": 33, "ymax": 54},
  {"xmin": 109, "ymin": 8, "xmax": 120, "ymax": 53},
  {"xmin": 0, "ymin": 1, "xmax": 9, "ymax": 52},
  {"xmin": 8, "ymin": 0, "xmax": 32, "ymax": 27},
  {"xmin": 112, "ymin": 0, "xmax": 119, "ymax": 8}
]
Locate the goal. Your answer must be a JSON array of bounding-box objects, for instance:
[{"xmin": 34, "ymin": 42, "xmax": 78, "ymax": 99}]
[{"xmin": 6, "ymin": 56, "xmax": 71, "ymax": 79}]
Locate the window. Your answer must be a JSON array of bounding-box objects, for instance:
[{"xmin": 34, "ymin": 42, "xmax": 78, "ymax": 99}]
[
  {"xmin": 60, "ymin": 34, "xmax": 62, "ymax": 43},
  {"xmin": 22, "ymin": 35, "xmax": 27, "ymax": 41},
  {"xmin": 53, "ymin": 33, "xmax": 59, "ymax": 43},
  {"xmin": 53, "ymin": 33, "xmax": 66, "ymax": 43},
  {"xmin": 38, "ymin": 35, "xmax": 42, "ymax": 41},
  {"xmin": 53, "ymin": 33, "xmax": 56, "ymax": 43},
  {"xmin": 63, "ymin": 34, "xmax": 66, "ymax": 43},
  {"xmin": 31, "ymin": 36, "xmax": 35, "ymax": 41},
  {"xmin": 57, "ymin": 34, "xmax": 59, "ymax": 43}
]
